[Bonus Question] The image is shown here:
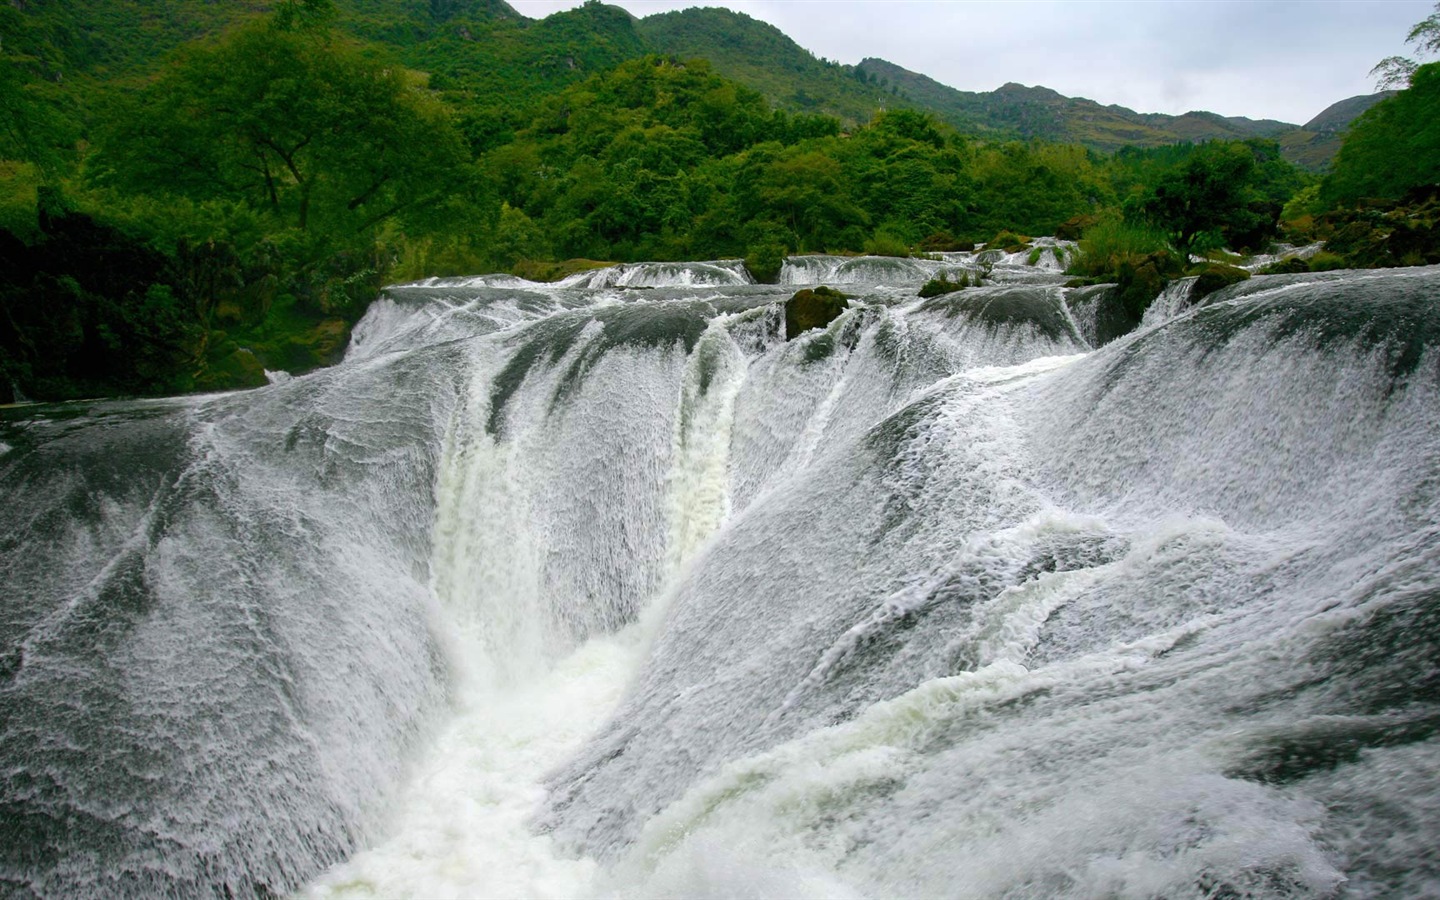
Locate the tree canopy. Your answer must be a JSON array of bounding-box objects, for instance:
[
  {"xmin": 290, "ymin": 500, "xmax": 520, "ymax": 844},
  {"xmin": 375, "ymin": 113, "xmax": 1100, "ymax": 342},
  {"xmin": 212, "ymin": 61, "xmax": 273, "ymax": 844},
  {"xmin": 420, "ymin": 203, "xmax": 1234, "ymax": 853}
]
[
  {"xmin": 1323, "ymin": 62, "xmax": 1440, "ymax": 206},
  {"xmin": 93, "ymin": 16, "xmax": 469, "ymax": 237}
]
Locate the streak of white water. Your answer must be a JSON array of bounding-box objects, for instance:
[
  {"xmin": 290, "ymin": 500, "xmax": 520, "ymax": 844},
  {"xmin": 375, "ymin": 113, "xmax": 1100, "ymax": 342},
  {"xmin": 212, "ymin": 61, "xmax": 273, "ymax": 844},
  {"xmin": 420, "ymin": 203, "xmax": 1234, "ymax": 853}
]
[
  {"xmin": 8, "ymin": 255, "xmax": 1437, "ymax": 900},
  {"xmin": 298, "ymin": 628, "xmax": 645, "ymax": 900}
]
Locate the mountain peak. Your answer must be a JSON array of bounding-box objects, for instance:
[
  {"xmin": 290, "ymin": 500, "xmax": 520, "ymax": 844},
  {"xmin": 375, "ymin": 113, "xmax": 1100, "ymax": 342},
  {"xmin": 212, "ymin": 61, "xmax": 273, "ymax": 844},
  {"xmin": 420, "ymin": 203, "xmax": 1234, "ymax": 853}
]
[{"xmin": 1303, "ymin": 91, "xmax": 1396, "ymax": 133}]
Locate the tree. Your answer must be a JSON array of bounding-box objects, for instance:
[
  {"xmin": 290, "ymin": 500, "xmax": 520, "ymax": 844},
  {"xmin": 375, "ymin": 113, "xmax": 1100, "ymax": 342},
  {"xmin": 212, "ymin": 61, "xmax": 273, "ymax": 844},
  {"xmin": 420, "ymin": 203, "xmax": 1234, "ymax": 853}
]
[
  {"xmin": 93, "ymin": 14, "xmax": 470, "ymax": 238},
  {"xmin": 1371, "ymin": 2, "xmax": 1440, "ymax": 88},
  {"xmin": 1322, "ymin": 62, "xmax": 1440, "ymax": 206},
  {"xmin": 1137, "ymin": 140, "xmax": 1301, "ymax": 254}
]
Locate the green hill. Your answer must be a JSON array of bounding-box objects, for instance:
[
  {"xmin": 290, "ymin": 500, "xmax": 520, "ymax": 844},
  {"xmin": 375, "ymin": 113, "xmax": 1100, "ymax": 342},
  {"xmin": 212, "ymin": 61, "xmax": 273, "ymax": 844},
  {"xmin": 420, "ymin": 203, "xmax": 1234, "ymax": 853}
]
[
  {"xmin": 636, "ymin": 7, "xmax": 899, "ymax": 125},
  {"xmin": 11, "ymin": 0, "xmax": 1382, "ymax": 171}
]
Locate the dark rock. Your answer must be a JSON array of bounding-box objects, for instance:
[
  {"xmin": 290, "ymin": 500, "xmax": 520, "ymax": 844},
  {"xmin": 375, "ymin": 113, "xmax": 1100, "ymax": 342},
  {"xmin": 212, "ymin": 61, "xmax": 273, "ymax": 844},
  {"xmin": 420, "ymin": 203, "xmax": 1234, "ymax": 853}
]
[
  {"xmin": 1260, "ymin": 256, "xmax": 1312, "ymax": 275},
  {"xmin": 920, "ymin": 286, "xmax": 1078, "ymax": 343},
  {"xmin": 917, "ymin": 231, "xmax": 974, "ymax": 252},
  {"xmin": 1113, "ymin": 250, "xmax": 1179, "ymax": 326},
  {"xmin": 1054, "ymin": 214, "xmax": 1099, "ymax": 242},
  {"xmin": 785, "ymin": 286, "xmax": 849, "ymax": 340}
]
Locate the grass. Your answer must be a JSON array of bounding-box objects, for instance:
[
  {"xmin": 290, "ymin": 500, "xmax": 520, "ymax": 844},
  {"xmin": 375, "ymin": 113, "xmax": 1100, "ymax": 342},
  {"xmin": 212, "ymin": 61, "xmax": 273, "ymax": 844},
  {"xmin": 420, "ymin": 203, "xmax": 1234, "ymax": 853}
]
[{"xmin": 1066, "ymin": 218, "xmax": 1173, "ymax": 278}]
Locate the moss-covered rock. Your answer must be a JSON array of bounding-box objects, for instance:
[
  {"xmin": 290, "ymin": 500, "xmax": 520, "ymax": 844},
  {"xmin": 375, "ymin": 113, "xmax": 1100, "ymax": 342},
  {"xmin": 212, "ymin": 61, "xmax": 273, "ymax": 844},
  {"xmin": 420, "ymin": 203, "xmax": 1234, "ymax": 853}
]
[
  {"xmin": 917, "ymin": 231, "xmax": 975, "ymax": 252},
  {"xmin": 1260, "ymin": 256, "xmax": 1312, "ymax": 275},
  {"xmin": 785, "ymin": 286, "xmax": 849, "ymax": 340},
  {"xmin": 1113, "ymin": 250, "xmax": 1180, "ymax": 327},
  {"xmin": 1189, "ymin": 263, "xmax": 1250, "ymax": 302},
  {"xmin": 986, "ymin": 229, "xmax": 1032, "ymax": 253},
  {"xmin": 197, "ymin": 347, "xmax": 267, "ymax": 391},
  {"xmin": 1054, "ymin": 214, "xmax": 1100, "ymax": 242},
  {"xmin": 918, "ymin": 273, "xmax": 972, "ymax": 298},
  {"xmin": 1302, "ymin": 193, "xmax": 1440, "ymax": 270},
  {"xmin": 919, "ymin": 286, "xmax": 1079, "ymax": 343},
  {"xmin": 511, "ymin": 258, "xmax": 613, "ymax": 282}
]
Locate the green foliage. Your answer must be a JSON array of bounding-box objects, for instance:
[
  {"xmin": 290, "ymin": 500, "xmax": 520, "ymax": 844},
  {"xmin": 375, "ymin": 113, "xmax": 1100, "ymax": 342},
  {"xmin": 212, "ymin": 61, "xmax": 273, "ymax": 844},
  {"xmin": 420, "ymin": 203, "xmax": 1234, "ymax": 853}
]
[
  {"xmin": 918, "ymin": 272, "xmax": 972, "ymax": 297},
  {"xmin": 0, "ymin": 8, "xmax": 80, "ymax": 178},
  {"xmin": 784, "ymin": 286, "xmax": 849, "ymax": 340},
  {"xmin": 863, "ymin": 230, "xmax": 911, "ymax": 258},
  {"xmin": 0, "ymin": 0, "xmax": 1326, "ymax": 401},
  {"xmin": 1136, "ymin": 139, "xmax": 1305, "ymax": 253},
  {"xmin": 637, "ymin": 7, "xmax": 899, "ymax": 127},
  {"xmin": 1308, "ymin": 251, "xmax": 1350, "ymax": 271},
  {"xmin": 489, "ymin": 203, "xmax": 550, "ymax": 269},
  {"xmin": 987, "ymin": 229, "xmax": 1031, "ymax": 252},
  {"xmin": 1066, "ymin": 218, "xmax": 1173, "ymax": 278},
  {"xmin": 744, "ymin": 242, "xmax": 787, "ymax": 284},
  {"xmin": 92, "ymin": 19, "xmax": 471, "ymax": 238},
  {"xmin": 1321, "ymin": 63, "xmax": 1440, "ymax": 207}
]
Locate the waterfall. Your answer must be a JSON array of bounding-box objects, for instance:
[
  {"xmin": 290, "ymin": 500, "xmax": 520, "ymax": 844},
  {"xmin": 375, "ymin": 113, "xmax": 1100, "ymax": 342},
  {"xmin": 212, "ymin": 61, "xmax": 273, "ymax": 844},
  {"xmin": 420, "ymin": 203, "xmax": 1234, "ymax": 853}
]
[{"xmin": 2, "ymin": 257, "xmax": 1437, "ymax": 899}]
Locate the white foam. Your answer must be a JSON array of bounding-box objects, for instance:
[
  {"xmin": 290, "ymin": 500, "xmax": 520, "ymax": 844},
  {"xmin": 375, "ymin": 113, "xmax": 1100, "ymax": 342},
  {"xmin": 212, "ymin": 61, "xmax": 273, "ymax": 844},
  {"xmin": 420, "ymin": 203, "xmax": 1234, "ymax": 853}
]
[{"xmin": 299, "ymin": 627, "xmax": 646, "ymax": 900}]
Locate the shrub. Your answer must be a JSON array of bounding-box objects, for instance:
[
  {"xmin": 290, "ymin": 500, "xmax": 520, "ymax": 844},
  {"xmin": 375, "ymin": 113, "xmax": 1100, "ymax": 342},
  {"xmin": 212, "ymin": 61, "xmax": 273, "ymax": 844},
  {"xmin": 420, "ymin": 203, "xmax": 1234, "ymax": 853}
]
[
  {"xmin": 744, "ymin": 242, "xmax": 788, "ymax": 283},
  {"xmin": 918, "ymin": 272, "xmax": 972, "ymax": 297},
  {"xmin": 863, "ymin": 229, "xmax": 910, "ymax": 258},
  {"xmin": 1067, "ymin": 218, "xmax": 1174, "ymax": 279}
]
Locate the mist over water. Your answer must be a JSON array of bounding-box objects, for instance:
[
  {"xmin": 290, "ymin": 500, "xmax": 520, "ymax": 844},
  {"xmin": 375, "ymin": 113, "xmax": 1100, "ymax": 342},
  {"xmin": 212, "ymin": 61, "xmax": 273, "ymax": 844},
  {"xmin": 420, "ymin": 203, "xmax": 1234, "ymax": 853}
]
[{"xmin": 2, "ymin": 251, "xmax": 1438, "ymax": 899}]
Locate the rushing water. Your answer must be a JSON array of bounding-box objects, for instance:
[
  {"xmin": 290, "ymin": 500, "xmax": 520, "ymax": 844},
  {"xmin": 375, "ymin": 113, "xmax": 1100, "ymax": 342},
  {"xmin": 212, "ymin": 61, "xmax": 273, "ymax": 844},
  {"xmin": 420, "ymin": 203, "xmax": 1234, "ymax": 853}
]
[{"xmin": 1, "ymin": 252, "xmax": 1438, "ymax": 899}]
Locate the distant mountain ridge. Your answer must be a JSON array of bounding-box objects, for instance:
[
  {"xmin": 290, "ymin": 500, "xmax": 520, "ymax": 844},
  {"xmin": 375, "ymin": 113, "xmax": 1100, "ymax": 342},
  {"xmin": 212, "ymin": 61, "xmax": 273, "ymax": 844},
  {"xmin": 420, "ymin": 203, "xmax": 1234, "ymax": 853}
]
[
  {"xmin": 633, "ymin": 6, "xmax": 1388, "ymax": 170},
  {"xmin": 12, "ymin": 0, "xmax": 1390, "ymax": 169}
]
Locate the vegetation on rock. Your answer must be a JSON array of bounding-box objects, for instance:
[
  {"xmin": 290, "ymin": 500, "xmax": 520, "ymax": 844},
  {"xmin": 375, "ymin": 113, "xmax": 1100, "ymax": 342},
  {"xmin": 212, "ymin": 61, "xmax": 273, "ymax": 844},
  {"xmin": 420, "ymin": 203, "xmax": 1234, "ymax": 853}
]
[
  {"xmin": 1189, "ymin": 263, "xmax": 1251, "ymax": 302},
  {"xmin": 1, "ymin": 0, "xmax": 1433, "ymax": 400},
  {"xmin": 918, "ymin": 273, "xmax": 974, "ymax": 298},
  {"xmin": 785, "ymin": 286, "xmax": 849, "ymax": 339}
]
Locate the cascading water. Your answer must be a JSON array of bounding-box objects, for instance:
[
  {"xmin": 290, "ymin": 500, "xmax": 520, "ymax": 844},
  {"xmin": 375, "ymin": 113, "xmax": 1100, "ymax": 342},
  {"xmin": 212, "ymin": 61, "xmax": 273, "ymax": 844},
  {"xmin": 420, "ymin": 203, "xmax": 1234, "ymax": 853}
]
[{"xmin": 1, "ymin": 254, "xmax": 1437, "ymax": 899}]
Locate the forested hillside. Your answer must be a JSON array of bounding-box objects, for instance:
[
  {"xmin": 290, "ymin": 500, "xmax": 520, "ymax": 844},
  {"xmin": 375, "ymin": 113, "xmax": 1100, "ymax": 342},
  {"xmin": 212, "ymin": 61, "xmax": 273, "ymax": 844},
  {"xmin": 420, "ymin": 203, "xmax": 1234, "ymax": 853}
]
[{"xmin": 1, "ymin": 0, "xmax": 1433, "ymax": 405}]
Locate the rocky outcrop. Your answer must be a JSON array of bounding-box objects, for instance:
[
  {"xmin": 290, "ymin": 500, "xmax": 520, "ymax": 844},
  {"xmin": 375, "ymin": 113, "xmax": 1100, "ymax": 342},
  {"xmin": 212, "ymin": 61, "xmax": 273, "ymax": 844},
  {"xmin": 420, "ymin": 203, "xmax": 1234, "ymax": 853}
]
[
  {"xmin": 1189, "ymin": 263, "xmax": 1250, "ymax": 303},
  {"xmin": 785, "ymin": 286, "xmax": 849, "ymax": 339}
]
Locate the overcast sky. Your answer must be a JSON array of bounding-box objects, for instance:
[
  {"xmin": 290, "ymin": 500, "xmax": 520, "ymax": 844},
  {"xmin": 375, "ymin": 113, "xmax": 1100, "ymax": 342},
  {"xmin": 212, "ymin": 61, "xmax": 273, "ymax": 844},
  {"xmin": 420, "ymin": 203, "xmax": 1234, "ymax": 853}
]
[{"xmin": 508, "ymin": 0, "xmax": 1433, "ymax": 125}]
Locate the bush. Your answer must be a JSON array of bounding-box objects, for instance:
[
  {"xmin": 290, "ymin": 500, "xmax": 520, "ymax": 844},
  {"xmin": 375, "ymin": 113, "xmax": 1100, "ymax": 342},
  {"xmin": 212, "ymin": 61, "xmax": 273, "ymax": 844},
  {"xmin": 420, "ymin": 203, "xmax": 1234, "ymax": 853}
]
[
  {"xmin": 1067, "ymin": 218, "xmax": 1174, "ymax": 279},
  {"xmin": 744, "ymin": 242, "xmax": 788, "ymax": 283},
  {"xmin": 863, "ymin": 229, "xmax": 910, "ymax": 258},
  {"xmin": 918, "ymin": 272, "xmax": 972, "ymax": 297}
]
